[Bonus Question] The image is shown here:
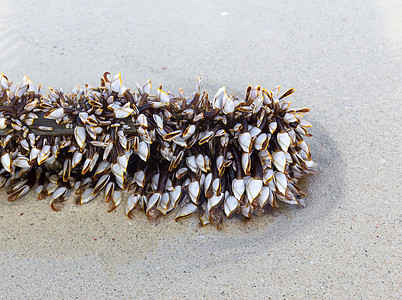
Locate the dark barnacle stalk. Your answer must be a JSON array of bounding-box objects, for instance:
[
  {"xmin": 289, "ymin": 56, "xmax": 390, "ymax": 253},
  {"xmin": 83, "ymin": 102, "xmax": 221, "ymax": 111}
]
[{"xmin": 0, "ymin": 72, "xmax": 317, "ymax": 228}]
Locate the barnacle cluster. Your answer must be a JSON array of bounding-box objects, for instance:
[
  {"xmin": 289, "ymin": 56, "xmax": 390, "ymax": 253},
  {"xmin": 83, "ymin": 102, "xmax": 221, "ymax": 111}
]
[{"xmin": 0, "ymin": 72, "xmax": 317, "ymax": 226}]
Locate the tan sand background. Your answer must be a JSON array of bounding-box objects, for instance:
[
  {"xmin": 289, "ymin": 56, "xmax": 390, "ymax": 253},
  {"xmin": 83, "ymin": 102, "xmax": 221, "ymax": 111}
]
[{"xmin": 0, "ymin": 0, "xmax": 400, "ymax": 298}]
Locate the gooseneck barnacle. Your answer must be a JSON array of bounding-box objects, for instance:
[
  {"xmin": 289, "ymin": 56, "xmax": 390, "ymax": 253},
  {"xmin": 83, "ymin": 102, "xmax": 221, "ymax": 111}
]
[{"xmin": 0, "ymin": 72, "xmax": 317, "ymax": 227}]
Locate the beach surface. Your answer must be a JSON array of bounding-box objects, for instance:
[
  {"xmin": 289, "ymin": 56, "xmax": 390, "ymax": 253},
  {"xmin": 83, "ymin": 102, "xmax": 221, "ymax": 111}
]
[{"xmin": 0, "ymin": 0, "xmax": 400, "ymax": 298}]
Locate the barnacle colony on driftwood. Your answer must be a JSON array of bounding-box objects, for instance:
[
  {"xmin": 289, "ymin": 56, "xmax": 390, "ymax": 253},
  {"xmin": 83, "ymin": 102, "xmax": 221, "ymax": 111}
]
[{"xmin": 0, "ymin": 72, "xmax": 317, "ymax": 227}]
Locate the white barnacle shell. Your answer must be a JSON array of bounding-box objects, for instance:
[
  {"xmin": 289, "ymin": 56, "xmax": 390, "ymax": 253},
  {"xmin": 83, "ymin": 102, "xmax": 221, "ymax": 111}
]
[
  {"xmin": 0, "ymin": 118, "xmax": 7, "ymax": 129},
  {"xmin": 49, "ymin": 187, "xmax": 67, "ymax": 206},
  {"xmin": 196, "ymin": 154, "xmax": 207, "ymax": 172},
  {"xmin": 111, "ymin": 163, "xmax": 124, "ymax": 181},
  {"xmin": 256, "ymin": 186, "xmax": 271, "ymax": 207},
  {"xmin": 153, "ymin": 114, "xmax": 163, "ymax": 130},
  {"xmin": 15, "ymin": 81, "xmax": 29, "ymax": 99},
  {"xmin": 157, "ymin": 88, "xmax": 170, "ymax": 103},
  {"xmin": 158, "ymin": 192, "xmax": 171, "ymax": 211},
  {"xmin": 263, "ymin": 168, "xmax": 274, "ymax": 184},
  {"xmin": 240, "ymin": 202, "xmax": 252, "ymax": 218},
  {"xmin": 246, "ymin": 178, "xmax": 263, "ymax": 202},
  {"xmin": 186, "ymin": 155, "xmax": 198, "ymax": 173},
  {"xmin": 175, "ymin": 203, "xmax": 197, "ymax": 220},
  {"xmin": 188, "ymin": 181, "xmax": 200, "ymax": 204},
  {"xmin": 24, "ymin": 99, "xmax": 38, "ymax": 111},
  {"xmin": 1, "ymin": 153, "xmax": 12, "ymax": 173},
  {"xmin": 232, "ymin": 178, "xmax": 245, "ymax": 201},
  {"xmin": 183, "ymin": 124, "xmax": 195, "ymax": 140},
  {"xmin": 111, "ymin": 73, "xmax": 122, "ymax": 92},
  {"xmin": 277, "ymin": 132, "xmax": 291, "ymax": 152},
  {"xmin": 224, "ymin": 196, "xmax": 239, "ymax": 217},
  {"xmin": 126, "ymin": 194, "xmax": 140, "ymax": 215},
  {"xmin": 80, "ymin": 188, "xmax": 96, "ymax": 204},
  {"xmin": 241, "ymin": 152, "xmax": 251, "ymax": 175},
  {"xmin": 169, "ymin": 186, "xmax": 182, "ymax": 207},
  {"xmin": 45, "ymin": 107, "xmax": 64, "ymax": 120},
  {"xmin": 114, "ymin": 103, "xmax": 134, "ymax": 119},
  {"xmin": 274, "ymin": 172, "xmax": 287, "ymax": 196},
  {"xmin": 0, "ymin": 73, "xmax": 10, "ymax": 89},
  {"xmin": 208, "ymin": 192, "xmax": 224, "ymax": 209},
  {"xmin": 74, "ymin": 126, "xmax": 86, "ymax": 149},
  {"xmin": 283, "ymin": 112, "xmax": 297, "ymax": 123},
  {"xmin": 254, "ymin": 133, "xmax": 268, "ymax": 151},
  {"xmin": 272, "ymin": 151, "xmax": 286, "ymax": 173},
  {"xmin": 249, "ymin": 126, "xmax": 261, "ymax": 138},
  {"xmin": 147, "ymin": 192, "xmax": 161, "ymax": 213},
  {"xmin": 142, "ymin": 79, "xmax": 152, "ymax": 94},
  {"xmin": 212, "ymin": 86, "xmax": 225, "ymax": 109},
  {"xmin": 137, "ymin": 141, "xmax": 149, "ymax": 161},
  {"xmin": 134, "ymin": 170, "xmax": 145, "ymax": 187},
  {"xmin": 37, "ymin": 145, "xmax": 51, "ymax": 165},
  {"xmin": 13, "ymin": 156, "xmax": 31, "ymax": 169},
  {"xmin": 222, "ymin": 93, "xmax": 234, "ymax": 114},
  {"xmin": 111, "ymin": 190, "xmax": 122, "ymax": 208},
  {"xmin": 239, "ymin": 132, "xmax": 252, "ymax": 153},
  {"xmin": 269, "ymin": 121, "xmax": 277, "ymax": 134},
  {"xmin": 137, "ymin": 114, "xmax": 148, "ymax": 128},
  {"xmin": 71, "ymin": 151, "xmax": 83, "ymax": 168}
]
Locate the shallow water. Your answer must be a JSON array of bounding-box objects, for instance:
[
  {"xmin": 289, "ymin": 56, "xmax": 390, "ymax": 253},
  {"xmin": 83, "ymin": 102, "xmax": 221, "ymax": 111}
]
[{"xmin": 0, "ymin": 0, "xmax": 400, "ymax": 298}]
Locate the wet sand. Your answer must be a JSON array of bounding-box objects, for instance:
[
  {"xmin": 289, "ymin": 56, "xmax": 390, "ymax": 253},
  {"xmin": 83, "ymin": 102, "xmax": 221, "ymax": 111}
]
[{"xmin": 0, "ymin": 0, "xmax": 400, "ymax": 298}]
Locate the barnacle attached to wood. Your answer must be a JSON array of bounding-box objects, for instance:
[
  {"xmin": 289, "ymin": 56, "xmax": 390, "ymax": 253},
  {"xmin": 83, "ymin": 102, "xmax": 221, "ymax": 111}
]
[{"xmin": 0, "ymin": 72, "xmax": 317, "ymax": 227}]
